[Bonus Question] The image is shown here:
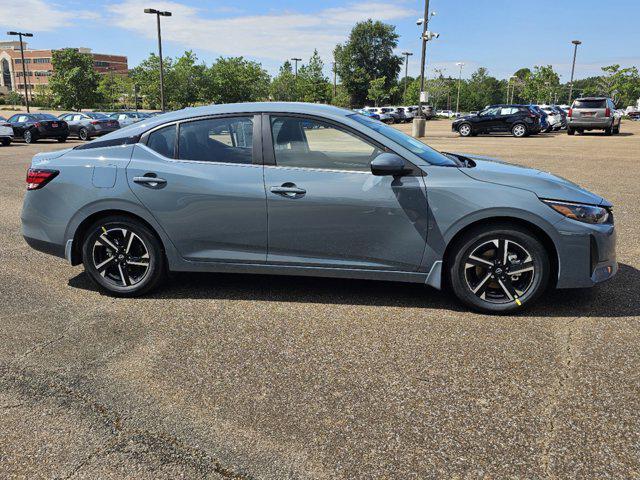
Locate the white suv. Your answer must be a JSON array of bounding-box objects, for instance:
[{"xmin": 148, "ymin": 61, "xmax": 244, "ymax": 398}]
[{"xmin": 0, "ymin": 116, "xmax": 14, "ymax": 146}]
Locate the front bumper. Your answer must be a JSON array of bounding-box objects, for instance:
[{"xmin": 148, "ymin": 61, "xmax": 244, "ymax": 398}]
[{"xmin": 555, "ymin": 217, "xmax": 617, "ymax": 288}]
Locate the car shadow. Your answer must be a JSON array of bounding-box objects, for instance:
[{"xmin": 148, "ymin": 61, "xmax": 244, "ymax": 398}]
[
  {"xmin": 577, "ymin": 132, "xmax": 633, "ymax": 137},
  {"xmin": 67, "ymin": 263, "xmax": 640, "ymax": 318}
]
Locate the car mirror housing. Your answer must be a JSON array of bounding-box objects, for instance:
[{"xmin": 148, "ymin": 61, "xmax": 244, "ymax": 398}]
[{"xmin": 370, "ymin": 153, "xmax": 408, "ymax": 176}]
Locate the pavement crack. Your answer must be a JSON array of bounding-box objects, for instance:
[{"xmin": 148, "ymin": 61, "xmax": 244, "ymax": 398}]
[{"xmin": 539, "ymin": 318, "xmax": 583, "ymax": 478}]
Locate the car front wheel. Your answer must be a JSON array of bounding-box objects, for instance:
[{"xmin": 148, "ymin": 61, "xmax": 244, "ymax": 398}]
[
  {"xmin": 449, "ymin": 224, "xmax": 550, "ymax": 313},
  {"xmin": 458, "ymin": 123, "xmax": 472, "ymax": 137},
  {"xmin": 81, "ymin": 216, "xmax": 166, "ymax": 297}
]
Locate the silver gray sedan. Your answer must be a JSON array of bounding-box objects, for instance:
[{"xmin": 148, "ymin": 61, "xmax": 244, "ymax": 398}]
[
  {"xmin": 21, "ymin": 102, "xmax": 617, "ymax": 313},
  {"xmin": 58, "ymin": 112, "xmax": 120, "ymax": 141}
]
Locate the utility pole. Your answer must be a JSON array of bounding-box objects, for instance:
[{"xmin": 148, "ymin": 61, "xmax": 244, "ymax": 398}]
[
  {"xmin": 133, "ymin": 84, "xmax": 139, "ymax": 113},
  {"xmin": 455, "ymin": 62, "xmax": 464, "ymax": 114},
  {"xmin": 412, "ymin": 1, "xmax": 438, "ymax": 138},
  {"xmin": 144, "ymin": 8, "xmax": 172, "ymax": 112},
  {"xmin": 7, "ymin": 31, "xmax": 33, "ymax": 112},
  {"xmin": 401, "ymin": 51, "xmax": 413, "ymax": 103},
  {"xmin": 332, "ymin": 61, "xmax": 337, "ymax": 97},
  {"xmin": 567, "ymin": 40, "xmax": 581, "ymax": 105},
  {"xmin": 291, "ymin": 57, "xmax": 302, "ymax": 78}
]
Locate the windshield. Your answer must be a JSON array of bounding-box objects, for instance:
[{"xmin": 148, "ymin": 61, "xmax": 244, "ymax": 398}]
[
  {"xmin": 86, "ymin": 112, "xmax": 108, "ymax": 119},
  {"xmin": 349, "ymin": 114, "xmax": 457, "ymax": 166},
  {"xmin": 32, "ymin": 113, "xmax": 58, "ymax": 120}
]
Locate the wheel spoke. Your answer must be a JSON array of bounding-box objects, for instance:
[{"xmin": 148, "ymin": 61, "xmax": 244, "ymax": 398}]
[
  {"xmin": 498, "ymin": 238, "xmax": 508, "ymax": 265},
  {"xmin": 123, "ymin": 229, "xmax": 134, "ymax": 253},
  {"xmin": 466, "ymin": 255, "xmax": 493, "ymax": 268},
  {"xmin": 497, "ymin": 277, "xmax": 518, "ymax": 301},
  {"xmin": 95, "ymin": 256, "xmax": 115, "ymax": 272},
  {"xmin": 508, "ymin": 261, "xmax": 534, "ymax": 275},
  {"xmin": 117, "ymin": 264, "xmax": 130, "ymax": 286},
  {"xmin": 98, "ymin": 233, "xmax": 118, "ymax": 251},
  {"xmin": 472, "ymin": 273, "xmax": 492, "ymax": 295},
  {"xmin": 127, "ymin": 260, "xmax": 149, "ymax": 267}
]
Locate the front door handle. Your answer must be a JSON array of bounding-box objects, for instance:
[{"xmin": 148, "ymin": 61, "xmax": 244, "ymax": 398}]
[
  {"xmin": 270, "ymin": 183, "xmax": 306, "ymax": 198},
  {"xmin": 133, "ymin": 174, "xmax": 167, "ymax": 188}
]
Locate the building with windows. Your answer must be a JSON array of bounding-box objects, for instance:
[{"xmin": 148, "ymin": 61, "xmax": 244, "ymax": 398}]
[{"xmin": 0, "ymin": 41, "xmax": 128, "ymax": 97}]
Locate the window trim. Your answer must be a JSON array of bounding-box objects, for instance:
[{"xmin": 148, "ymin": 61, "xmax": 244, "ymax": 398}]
[{"xmin": 262, "ymin": 113, "xmax": 419, "ymax": 175}]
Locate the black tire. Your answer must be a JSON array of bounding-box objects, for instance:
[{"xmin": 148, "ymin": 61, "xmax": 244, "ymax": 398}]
[
  {"xmin": 81, "ymin": 215, "xmax": 166, "ymax": 297},
  {"xmin": 567, "ymin": 127, "xmax": 575, "ymax": 136},
  {"xmin": 23, "ymin": 129, "xmax": 36, "ymax": 143},
  {"xmin": 605, "ymin": 125, "xmax": 613, "ymax": 136},
  {"xmin": 1, "ymin": 138, "xmax": 10, "ymax": 146},
  {"xmin": 458, "ymin": 123, "xmax": 473, "ymax": 137},
  {"xmin": 613, "ymin": 123, "xmax": 620, "ymax": 134},
  {"xmin": 57, "ymin": 137, "xmax": 67, "ymax": 143},
  {"xmin": 511, "ymin": 123, "xmax": 528, "ymax": 137},
  {"xmin": 448, "ymin": 224, "xmax": 550, "ymax": 314},
  {"xmin": 78, "ymin": 128, "xmax": 89, "ymax": 141}
]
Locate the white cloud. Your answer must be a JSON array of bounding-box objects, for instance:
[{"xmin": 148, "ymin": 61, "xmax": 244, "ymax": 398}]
[
  {"xmin": 107, "ymin": 0, "xmax": 415, "ymax": 65},
  {"xmin": 0, "ymin": 0, "xmax": 99, "ymax": 32}
]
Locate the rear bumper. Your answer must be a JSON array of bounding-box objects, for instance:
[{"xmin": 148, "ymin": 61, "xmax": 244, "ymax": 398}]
[
  {"xmin": 23, "ymin": 236, "xmax": 66, "ymax": 259},
  {"xmin": 36, "ymin": 128, "xmax": 69, "ymax": 138},
  {"xmin": 568, "ymin": 118, "xmax": 612, "ymax": 128}
]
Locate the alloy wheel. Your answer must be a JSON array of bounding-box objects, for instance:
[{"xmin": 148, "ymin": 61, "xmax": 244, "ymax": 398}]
[
  {"xmin": 459, "ymin": 124, "xmax": 471, "ymax": 136},
  {"xmin": 92, "ymin": 227, "xmax": 151, "ymax": 288},
  {"xmin": 464, "ymin": 238, "xmax": 535, "ymax": 304},
  {"xmin": 513, "ymin": 124, "xmax": 526, "ymax": 137}
]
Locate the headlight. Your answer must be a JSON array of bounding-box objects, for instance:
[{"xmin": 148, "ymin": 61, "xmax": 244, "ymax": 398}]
[{"xmin": 542, "ymin": 199, "xmax": 610, "ymax": 224}]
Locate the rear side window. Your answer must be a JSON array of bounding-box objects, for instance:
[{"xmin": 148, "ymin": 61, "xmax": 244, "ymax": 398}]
[
  {"xmin": 177, "ymin": 116, "xmax": 253, "ymax": 164},
  {"xmin": 147, "ymin": 125, "xmax": 176, "ymax": 158},
  {"xmin": 574, "ymin": 99, "xmax": 607, "ymax": 109}
]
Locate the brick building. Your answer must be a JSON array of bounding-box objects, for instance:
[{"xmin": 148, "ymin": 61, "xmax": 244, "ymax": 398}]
[{"xmin": 0, "ymin": 41, "xmax": 128, "ymax": 97}]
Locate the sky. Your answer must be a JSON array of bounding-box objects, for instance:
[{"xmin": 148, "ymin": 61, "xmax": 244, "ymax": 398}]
[{"xmin": 1, "ymin": 0, "xmax": 639, "ymax": 81}]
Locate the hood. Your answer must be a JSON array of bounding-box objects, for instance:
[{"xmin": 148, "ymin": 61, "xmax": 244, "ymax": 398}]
[{"xmin": 458, "ymin": 154, "xmax": 609, "ymax": 206}]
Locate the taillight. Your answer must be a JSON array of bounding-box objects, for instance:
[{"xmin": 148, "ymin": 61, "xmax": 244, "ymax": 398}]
[
  {"xmin": 604, "ymin": 107, "xmax": 611, "ymax": 117},
  {"xmin": 568, "ymin": 108, "xmax": 573, "ymax": 117},
  {"xmin": 90, "ymin": 120, "xmax": 100, "ymax": 125},
  {"xmin": 26, "ymin": 168, "xmax": 59, "ymax": 190}
]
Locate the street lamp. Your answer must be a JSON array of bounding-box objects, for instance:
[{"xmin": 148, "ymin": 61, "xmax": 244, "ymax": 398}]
[
  {"xmin": 567, "ymin": 40, "xmax": 581, "ymax": 105},
  {"xmin": 401, "ymin": 51, "xmax": 413, "ymax": 103},
  {"xmin": 7, "ymin": 31, "xmax": 33, "ymax": 112},
  {"xmin": 455, "ymin": 62, "xmax": 464, "ymax": 114},
  {"xmin": 413, "ymin": 3, "xmax": 438, "ymax": 138},
  {"xmin": 291, "ymin": 57, "xmax": 302, "ymax": 78},
  {"xmin": 144, "ymin": 8, "xmax": 172, "ymax": 112},
  {"xmin": 508, "ymin": 75, "xmax": 517, "ymax": 103}
]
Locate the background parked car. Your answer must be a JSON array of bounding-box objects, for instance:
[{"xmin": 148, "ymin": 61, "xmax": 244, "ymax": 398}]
[
  {"xmin": 402, "ymin": 106, "xmax": 417, "ymax": 121},
  {"xmin": 388, "ymin": 107, "xmax": 407, "ymax": 122},
  {"xmin": 0, "ymin": 116, "xmax": 13, "ymax": 146},
  {"xmin": 354, "ymin": 109, "xmax": 380, "ymax": 120},
  {"xmin": 528, "ymin": 105, "xmax": 550, "ymax": 133},
  {"xmin": 365, "ymin": 107, "xmax": 394, "ymax": 124},
  {"xmin": 539, "ymin": 105, "xmax": 563, "ymax": 131},
  {"xmin": 107, "ymin": 111, "xmax": 149, "ymax": 127},
  {"xmin": 567, "ymin": 97, "xmax": 622, "ymax": 135},
  {"xmin": 7, "ymin": 113, "xmax": 69, "ymax": 144},
  {"xmin": 452, "ymin": 104, "xmax": 541, "ymax": 137},
  {"xmin": 58, "ymin": 112, "xmax": 120, "ymax": 141}
]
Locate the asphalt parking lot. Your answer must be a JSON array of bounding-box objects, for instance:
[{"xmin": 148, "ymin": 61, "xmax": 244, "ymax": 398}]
[{"xmin": 1, "ymin": 121, "xmax": 639, "ymax": 479}]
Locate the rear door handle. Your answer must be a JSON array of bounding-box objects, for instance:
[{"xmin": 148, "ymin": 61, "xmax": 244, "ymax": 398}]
[
  {"xmin": 133, "ymin": 175, "xmax": 167, "ymax": 188},
  {"xmin": 270, "ymin": 183, "xmax": 306, "ymax": 197}
]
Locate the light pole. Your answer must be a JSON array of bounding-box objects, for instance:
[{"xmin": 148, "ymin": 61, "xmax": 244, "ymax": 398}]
[
  {"xmin": 332, "ymin": 61, "xmax": 337, "ymax": 97},
  {"xmin": 7, "ymin": 31, "xmax": 33, "ymax": 112},
  {"xmin": 291, "ymin": 57, "xmax": 302, "ymax": 78},
  {"xmin": 144, "ymin": 8, "xmax": 172, "ymax": 112},
  {"xmin": 413, "ymin": 4, "xmax": 438, "ymax": 138},
  {"xmin": 567, "ymin": 40, "xmax": 581, "ymax": 105},
  {"xmin": 455, "ymin": 62, "xmax": 464, "ymax": 114},
  {"xmin": 508, "ymin": 75, "xmax": 517, "ymax": 103},
  {"xmin": 401, "ymin": 51, "xmax": 413, "ymax": 103}
]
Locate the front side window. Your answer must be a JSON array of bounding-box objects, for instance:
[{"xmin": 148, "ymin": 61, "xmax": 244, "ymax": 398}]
[
  {"xmin": 147, "ymin": 125, "xmax": 176, "ymax": 158},
  {"xmin": 271, "ymin": 116, "xmax": 380, "ymax": 172},
  {"xmin": 480, "ymin": 107, "xmax": 500, "ymax": 116},
  {"xmin": 178, "ymin": 116, "xmax": 253, "ymax": 164}
]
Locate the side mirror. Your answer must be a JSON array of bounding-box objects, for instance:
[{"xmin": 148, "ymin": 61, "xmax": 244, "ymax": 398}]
[{"xmin": 370, "ymin": 153, "xmax": 408, "ymax": 176}]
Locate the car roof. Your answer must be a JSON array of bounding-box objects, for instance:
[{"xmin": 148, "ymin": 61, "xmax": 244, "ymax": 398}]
[
  {"xmin": 89, "ymin": 102, "xmax": 357, "ymax": 142},
  {"xmin": 575, "ymin": 96, "xmax": 608, "ymax": 101}
]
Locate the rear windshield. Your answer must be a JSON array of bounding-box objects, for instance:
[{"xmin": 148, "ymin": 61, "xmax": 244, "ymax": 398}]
[
  {"xmin": 574, "ymin": 99, "xmax": 606, "ymax": 109},
  {"xmin": 86, "ymin": 112, "xmax": 108, "ymax": 119},
  {"xmin": 32, "ymin": 113, "xmax": 58, "ymax": 120}
]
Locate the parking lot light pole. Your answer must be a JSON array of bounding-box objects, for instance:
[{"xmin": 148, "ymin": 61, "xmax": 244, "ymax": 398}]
[
  {"xmin": 508, "ymin": 76, "xmax": 517, "ymax": 103},
  {"xmin": 7, "ymin": 31, "xmax": 33, "ymax": 113},
  {"xmin": 144, "ymin": 8, "xmax": 172, "ymax": 112},
  {"xmin": 291, "ymin": 58, "xmax": 302, "ymax": 78},
  {"xmin": 567, "ymin": 40, "xmax": 581, "ymax": 105},
  {"xmin": 401, "ymin": 51, "xmax": 413, "ymax": 103},
  {"xmin": 455, "ymin": 62, "xmax": 464, "ymax": 114}
]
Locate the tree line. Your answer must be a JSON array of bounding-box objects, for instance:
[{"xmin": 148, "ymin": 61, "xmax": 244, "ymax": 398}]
[{"xmin": 12, "ymin": 19, "xmax": 640, "ymax": 111}]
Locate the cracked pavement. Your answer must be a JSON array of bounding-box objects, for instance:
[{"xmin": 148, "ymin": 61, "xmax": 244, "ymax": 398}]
[{"xmin": 1, "ymin": 121, "xmax": 639, "ymax": 478}]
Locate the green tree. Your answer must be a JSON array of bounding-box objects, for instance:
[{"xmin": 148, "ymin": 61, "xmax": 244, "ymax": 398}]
[
  {"xmin": 521, "ymin": 65, "xmax": 560, "ymax": 104},
  {"xmin": 6, "ymin": 90, "xmax": 22, "ymax": 108},
  {"xmin": 205, "ymin": 57, "xmax": 270, "ymax": 104},
  {"xmin": 171, "ymin": 51, "xmax": 207, "ymax": 108},
  {"xmin": 98, "ymin": 72, "xmax": 132, "ymax": 109},
  {"xmin": 367, "ymin": 76, "xmax": 390, "ymax": 106},
  {"xmin": 334, "ymin": 19, "xmax": 402, "ymax": 106},
  {"xmin": 297, "ymin": 50, "xmax": 331, "ymax": 103},
  {"xmin": 130, "ymin": 53, "xmax": 175, "ymax": 109},
  {"xmin": 331, "ymin": 84, "xmax": 352, "ymax": 108},
  {"xmin": 465, "ymin": 67, "xmax": 502, "ymax": 110},
  {"xmin": 49, "ymin": 48, "xmax": 100, "ymax": 110},
  {"xmin": 597, "ymin": 64, "xmax": 640, "ymax": 106},
  {"xmin": 270, "ymin": 61, "xmax": 298, "ymax": 101}
]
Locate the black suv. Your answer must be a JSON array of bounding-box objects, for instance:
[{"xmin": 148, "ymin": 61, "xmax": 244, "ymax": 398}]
[{"xmin": 452, "ymin": 105, "xmax": 541, "ymax": 138}]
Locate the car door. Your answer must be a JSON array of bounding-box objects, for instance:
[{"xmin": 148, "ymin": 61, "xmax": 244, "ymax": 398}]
[
  {"xmin": 66, "ymin": 114, "xmax": 81, "ymax": 136},
  {"xmin": 10, "ymin": 114, "xmax": 31, "ymax": 137},
  {"xmin": 497, "ymin": 107, "xmax": 518, "ymax": 131},
  {"xmin": 126, "ymin": 115, "xmax": 267, "ymax": 263},
  {"xmin": 262, "ymin": 114, "xmax": 428, "ymax": 272},
  {"xmin": 475, "ymin": 107, "xmax": 500, "ymax": 132}
]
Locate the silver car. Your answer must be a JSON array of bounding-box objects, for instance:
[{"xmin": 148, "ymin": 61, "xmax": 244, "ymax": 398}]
[
  {"xmin": 568, "ymin": 97, "xmax": 622, "ymax": 135},
  {"xmin": 58, "ymin": 112, "xmax": 120, "ymax": 141},
  {"xmin": 21, "ymin": 102, "xmax": 617, "ymax": 313}
]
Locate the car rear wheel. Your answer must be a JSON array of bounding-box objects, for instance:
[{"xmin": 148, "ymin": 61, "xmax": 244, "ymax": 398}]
[
  {"xmin": 567, "ymin": 127, "xmax": 575, "ymax": 135},
  {"xmin": 57, "ymin": 137, "xmax": 67, "ymax": 143},
  {"xmin": 449, "ymin": 224, "xmax": 550, "ymax": 313},
  {"xmin": 78, "ymin": 128, "xmax": 89, "ymax": 141},
  {"xmin": 23, "ymin": 130, "xmax": 36, "ymax": 143},
  {"xmin": 605, "ymin": 125, "xmax": 613, "ymax": 135},
  {"xmin": 81, "ymin": 216, "xmax": 166, "ymax": 297},
  {"xmin": 458, "ymin": 123, "xmax": 472, "ymax": 137},
  {"xmin": 512, "ymin": 123, "xmax": 527, "ymax": 137},
  {"xmin": 613, "ymin": 124, "xmax": 620, "ymax": 134}
]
